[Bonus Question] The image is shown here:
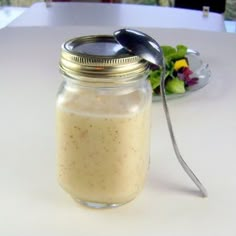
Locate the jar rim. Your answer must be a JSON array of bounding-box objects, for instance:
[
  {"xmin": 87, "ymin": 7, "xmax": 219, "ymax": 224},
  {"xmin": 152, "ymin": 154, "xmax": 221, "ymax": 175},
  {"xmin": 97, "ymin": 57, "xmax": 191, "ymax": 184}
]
[{"xmin": 60, "ymin": 35, "xmax": 149, "ymax": 80}]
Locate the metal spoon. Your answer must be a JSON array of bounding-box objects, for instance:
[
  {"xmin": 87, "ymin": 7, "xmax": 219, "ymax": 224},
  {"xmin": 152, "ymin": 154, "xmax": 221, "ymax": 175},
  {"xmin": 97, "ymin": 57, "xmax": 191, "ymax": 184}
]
[{"xmin": 114, "ymin": 28, "xmax": 207, "ymax": 198}]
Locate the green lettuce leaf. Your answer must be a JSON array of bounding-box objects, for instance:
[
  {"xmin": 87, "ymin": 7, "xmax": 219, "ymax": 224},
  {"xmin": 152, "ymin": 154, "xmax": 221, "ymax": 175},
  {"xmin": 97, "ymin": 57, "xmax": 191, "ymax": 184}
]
[
  {"xmin": 161, "ymin": 45, "xmax": 188, "ymax": 66},
  {"xmin": 166, "ymin": 77, "xmax": 185, "ymax": 94},
  {"xmin": 149, "ymin": 70, "xmax": 161, "ymax": 89}
]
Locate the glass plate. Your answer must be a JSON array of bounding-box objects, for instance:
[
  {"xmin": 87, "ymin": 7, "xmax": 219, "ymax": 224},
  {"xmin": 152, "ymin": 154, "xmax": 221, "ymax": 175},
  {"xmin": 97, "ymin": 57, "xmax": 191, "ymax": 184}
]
[{"xmin": 152, "ymin": 50, "xmax": 211, "ymax": 102}]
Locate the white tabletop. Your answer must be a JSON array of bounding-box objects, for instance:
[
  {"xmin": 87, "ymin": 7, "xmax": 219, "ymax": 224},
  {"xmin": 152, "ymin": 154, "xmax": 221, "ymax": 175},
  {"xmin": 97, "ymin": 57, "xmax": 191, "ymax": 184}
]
[
  {"xmin": 0, "ymin": 25, "xmax": 236, "ymax": 235},
  {"xmin": 8, "ymin": 2, "xmax": 226, "ymax": 32}
]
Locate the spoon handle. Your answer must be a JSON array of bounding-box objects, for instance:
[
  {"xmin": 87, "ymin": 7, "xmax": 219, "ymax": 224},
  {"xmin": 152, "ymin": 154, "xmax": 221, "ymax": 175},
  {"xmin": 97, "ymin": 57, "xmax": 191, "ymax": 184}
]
[{"xmin": 160, "ymin": 63, "xmax": 208, "ymax": 198}]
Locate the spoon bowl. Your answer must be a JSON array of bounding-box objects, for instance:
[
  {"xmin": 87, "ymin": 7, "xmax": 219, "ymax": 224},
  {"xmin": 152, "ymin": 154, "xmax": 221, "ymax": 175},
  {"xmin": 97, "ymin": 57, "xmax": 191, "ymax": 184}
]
[{"xmin": 114, "ymin": 28, "xmax": 163, "ymax": 65}]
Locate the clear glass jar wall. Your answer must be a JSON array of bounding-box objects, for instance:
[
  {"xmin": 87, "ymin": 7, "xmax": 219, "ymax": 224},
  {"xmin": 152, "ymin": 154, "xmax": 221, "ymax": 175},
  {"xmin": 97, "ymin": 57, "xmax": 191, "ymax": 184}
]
[{"xmin": 56, "ymin": 35, "xmax": 152, "ymax": 208}]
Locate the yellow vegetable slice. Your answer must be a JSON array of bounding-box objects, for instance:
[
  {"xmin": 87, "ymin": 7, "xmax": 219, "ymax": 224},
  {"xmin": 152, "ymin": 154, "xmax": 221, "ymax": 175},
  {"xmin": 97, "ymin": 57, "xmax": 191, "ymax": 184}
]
[{"xmin": 174, "ymin": 58, "xmax": 188, "ymax": 71}]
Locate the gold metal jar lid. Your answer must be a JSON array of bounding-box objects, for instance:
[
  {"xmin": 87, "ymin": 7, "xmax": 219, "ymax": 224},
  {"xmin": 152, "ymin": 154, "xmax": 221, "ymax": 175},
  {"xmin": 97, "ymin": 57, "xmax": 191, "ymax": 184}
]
[{"xmin": 60, "ymin": 35, "xmax": 149, "ymax": 81}]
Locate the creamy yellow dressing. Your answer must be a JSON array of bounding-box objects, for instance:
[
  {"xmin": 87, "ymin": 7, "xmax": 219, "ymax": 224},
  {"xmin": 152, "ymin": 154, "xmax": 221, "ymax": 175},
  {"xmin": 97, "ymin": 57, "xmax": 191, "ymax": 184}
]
[{"xmin": 56, "ymin": 99, "xmax": 151, "ymax": 204}]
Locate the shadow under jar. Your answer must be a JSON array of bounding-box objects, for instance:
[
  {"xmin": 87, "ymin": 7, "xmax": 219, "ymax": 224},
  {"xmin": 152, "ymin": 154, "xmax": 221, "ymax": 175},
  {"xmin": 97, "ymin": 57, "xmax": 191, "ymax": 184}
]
[{"xmin": 56, "ymin": 35, "xmax": 152, "ymax": 208}]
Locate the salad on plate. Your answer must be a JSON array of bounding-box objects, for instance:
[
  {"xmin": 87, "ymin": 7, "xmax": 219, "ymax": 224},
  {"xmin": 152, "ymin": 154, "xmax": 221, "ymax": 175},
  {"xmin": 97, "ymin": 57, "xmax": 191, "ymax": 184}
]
[{"xmin": 148, "ymin": 44, "xmax": 210, "ymax": 98}]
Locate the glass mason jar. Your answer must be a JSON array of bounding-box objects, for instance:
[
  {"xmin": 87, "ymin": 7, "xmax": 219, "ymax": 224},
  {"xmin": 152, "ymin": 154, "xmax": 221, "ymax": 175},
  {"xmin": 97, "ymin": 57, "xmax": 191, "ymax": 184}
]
[{"xmin": 56, "ymin": 35, "xmax": 152, "ymax": 208}]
